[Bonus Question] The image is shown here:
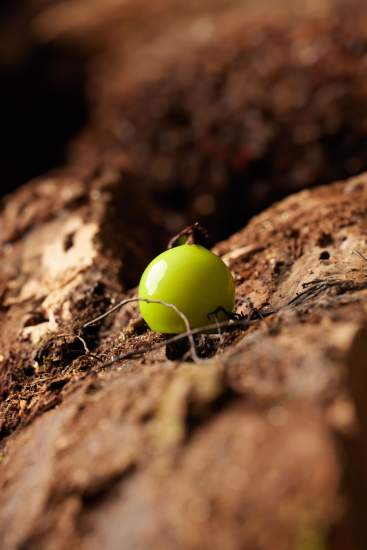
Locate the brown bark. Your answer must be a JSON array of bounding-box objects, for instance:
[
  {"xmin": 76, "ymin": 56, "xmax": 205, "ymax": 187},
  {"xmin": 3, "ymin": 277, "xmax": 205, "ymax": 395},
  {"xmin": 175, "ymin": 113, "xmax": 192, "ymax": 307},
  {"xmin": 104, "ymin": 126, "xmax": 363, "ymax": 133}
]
[
  {"xmin": 68, "ymin": 0, "xmax": 367, "ymax": 243},
  {"xmin": 3, "ymin": 2, "xmax": 367, "ymax": 549},
  {"xmin": 1, "ymin": 172, "xmax": 367, "ymax": 549},
  {"xmin": 8, "ymin": 0, "xmax": 367, "ymax": 243}
]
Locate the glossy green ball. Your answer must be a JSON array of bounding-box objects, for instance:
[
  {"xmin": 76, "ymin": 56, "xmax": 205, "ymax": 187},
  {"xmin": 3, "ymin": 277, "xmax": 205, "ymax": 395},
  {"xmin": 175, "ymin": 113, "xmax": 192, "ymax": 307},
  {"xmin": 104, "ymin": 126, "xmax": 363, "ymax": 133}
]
[{"xmin": 138, "ymin": 244, "xmax": 235, "ymax": 333}]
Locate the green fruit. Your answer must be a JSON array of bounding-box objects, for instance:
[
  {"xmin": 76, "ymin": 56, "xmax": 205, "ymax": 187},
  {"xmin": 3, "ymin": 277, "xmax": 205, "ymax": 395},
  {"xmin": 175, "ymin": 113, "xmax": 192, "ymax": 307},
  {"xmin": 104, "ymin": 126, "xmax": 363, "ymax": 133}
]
[{"xmin": 138, "ymin": 244, "xmax": 235, "ymax": 333}]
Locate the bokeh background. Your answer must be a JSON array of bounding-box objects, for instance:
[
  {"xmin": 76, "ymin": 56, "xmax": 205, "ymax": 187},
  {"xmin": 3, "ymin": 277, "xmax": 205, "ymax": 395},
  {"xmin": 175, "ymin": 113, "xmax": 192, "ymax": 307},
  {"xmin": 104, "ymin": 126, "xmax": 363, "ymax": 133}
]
[{"xmin": 2, "ymin": 0, "xmax": 367, "ymax": 244}]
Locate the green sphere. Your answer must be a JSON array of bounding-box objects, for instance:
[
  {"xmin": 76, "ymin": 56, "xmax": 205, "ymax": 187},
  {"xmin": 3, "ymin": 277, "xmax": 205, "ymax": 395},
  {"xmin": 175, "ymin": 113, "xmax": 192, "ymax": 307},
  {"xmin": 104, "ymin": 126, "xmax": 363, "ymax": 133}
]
[{"xmin": 138, "ymin": 244, "xmax": 235, "ymax": 333}]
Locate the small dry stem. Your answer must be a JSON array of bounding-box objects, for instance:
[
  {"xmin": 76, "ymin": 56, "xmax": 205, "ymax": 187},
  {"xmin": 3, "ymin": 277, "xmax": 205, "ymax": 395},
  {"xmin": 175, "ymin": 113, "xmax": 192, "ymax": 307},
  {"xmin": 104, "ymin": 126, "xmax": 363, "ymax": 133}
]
[{"xmin": 84, "ymin": 296, "xmax": 202, "ymax": 363}]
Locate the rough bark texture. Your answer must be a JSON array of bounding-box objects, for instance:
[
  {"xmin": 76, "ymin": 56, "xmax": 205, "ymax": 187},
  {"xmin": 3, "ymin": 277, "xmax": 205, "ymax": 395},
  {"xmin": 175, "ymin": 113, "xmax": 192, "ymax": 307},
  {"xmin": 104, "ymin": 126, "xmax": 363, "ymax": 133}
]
[
  {"xmin": 4, "ymin": 0, "xmax": 367, "ymax": 239},
  {"xmin": 68, "ymin": 0, "xmax": 367, "ymax": 242},
  {"xmin": 2, "ymin": 172, "xmax": 367, "ymax": 549},
  {"xmin": 3, "ymin": 1, "xmax": 367, "ymax": 549}
]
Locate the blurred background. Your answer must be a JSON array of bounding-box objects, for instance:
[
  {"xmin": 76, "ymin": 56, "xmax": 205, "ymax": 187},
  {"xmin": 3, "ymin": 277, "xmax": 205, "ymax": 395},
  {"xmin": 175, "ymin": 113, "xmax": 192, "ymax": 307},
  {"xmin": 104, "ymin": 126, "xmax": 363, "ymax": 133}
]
[{"xmin": 2, "ymin": 0, "xmax": 367, "ymax": 244}]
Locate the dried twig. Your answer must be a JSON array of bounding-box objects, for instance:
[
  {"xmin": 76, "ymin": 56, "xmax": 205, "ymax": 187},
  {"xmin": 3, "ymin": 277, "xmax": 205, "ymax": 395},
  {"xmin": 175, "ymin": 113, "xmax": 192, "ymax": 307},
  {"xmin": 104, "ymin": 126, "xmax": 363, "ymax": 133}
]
[
  {"xmin": 288, "ymin": 281, "xmax": 332, "ymax": 306},
  {"xmin": 167, "ymin": 222, "xmax": 209, "ymax": 248},
  {"xmin": 75, "ymin": 334, "xmax": 90, "ymax": 355},
  {"xmin": 102, "ymin": 317, "xmax": 251, "ymax": 368},
  {"xmin": 85, "ymin": 264, "xmax": 366, "ymax": 369},
  {"xmin": 84, "ymin": 298, "xmax": 137, "ymax": 328},
  {"xmin": 84, "ymin": 296, "xmax": 201, "ymax": 363},
  {"xmin": 288, "ymin": 277, "xmax": 367, "ymax": 307}
]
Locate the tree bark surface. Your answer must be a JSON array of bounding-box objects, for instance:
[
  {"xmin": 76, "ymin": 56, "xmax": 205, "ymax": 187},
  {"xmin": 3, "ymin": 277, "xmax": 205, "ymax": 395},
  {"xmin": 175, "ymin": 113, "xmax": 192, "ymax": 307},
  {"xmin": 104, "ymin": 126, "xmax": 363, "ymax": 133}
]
[{"xmin": 1, "ymin": 172, "xmax": 367, "ymax": 549}]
